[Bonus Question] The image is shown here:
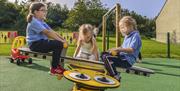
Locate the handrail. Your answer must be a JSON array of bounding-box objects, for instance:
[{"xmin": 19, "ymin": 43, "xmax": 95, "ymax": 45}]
[
  {"xmin": 96, "ymin": 5, "xmax": 116, "ymax": 35},
  {"xmin": 102, "ymin": 3, "xmax": 121, "ymax": 52}
]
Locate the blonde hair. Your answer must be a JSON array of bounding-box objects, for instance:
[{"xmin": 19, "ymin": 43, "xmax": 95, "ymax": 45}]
[
  {"xmin": 119, "ymin": 16, "xmax": 137, "ymax": 30},
  {"xmin": 79, "ymin": 24, "xmax": 94, "ymax": 39},
  {"xmin": 78, "ymin": 24, "xmax": 95, "ymax": 50},
  {"xmin": 27, "ymin": 2, "xmax": 46, "ymax": 23}
]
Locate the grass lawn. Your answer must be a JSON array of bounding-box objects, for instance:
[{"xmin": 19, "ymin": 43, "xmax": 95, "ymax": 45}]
[
  {"xmin": 1, "ymin": 37, "xmax": 180, "ymax": 59},
  {"xmin": 0, "ymin": 56, "xmax": 180, "ymax": 91},
  {"xmin": 0, "ymin": 43, "xmax": 11, "ymax": 56}
]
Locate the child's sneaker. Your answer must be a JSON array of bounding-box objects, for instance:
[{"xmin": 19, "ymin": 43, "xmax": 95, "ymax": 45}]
[
  {"xmin": 50, "ymin": 66, "xmax": 65, "ymax": 75},
  {"xmin": 57, "ymin": 65, "xmax": 65, "ymax": 70}
]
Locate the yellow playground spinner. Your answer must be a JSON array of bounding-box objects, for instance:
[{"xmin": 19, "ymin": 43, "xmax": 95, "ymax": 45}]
[{"xmin": 62, "ymin": 63, "xmax": 120, "ymax": 91}]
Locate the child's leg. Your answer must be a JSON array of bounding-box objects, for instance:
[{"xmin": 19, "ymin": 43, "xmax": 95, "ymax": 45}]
[
  {"xmin": 29, "ymin": 40, "xmax": 52, "ymax": 53},
  {"xmin": 111, "ymin": 56, "xmax": 132, "ymax": 68},
  {"xmin": 101, "ymin": 52, "xmax": 131, "ymax": 81},
  {"xmin": 76, "ymin": 53, "xmax": 88, "ymax": 59},
  {"xmin": 106, "ymin": 56, "xmax": 132, "ymax": 74},
  {"xmin": 48, "ymin": 40, "xmax": 63, "ymax": 68},
  {"xmin": 30, "ymin": 40, "xmax": 64, "ymax": 68},
  {"xmin": 105, "ymin": 56, "xmax": 131, "ymax": 82},
  {"xmin": 104, "ymin": 56, "xmax": 119, "ymax": 76},
  {"xmin": 101, "ymin": 52, "xmax": 117, "ymax": 76}
]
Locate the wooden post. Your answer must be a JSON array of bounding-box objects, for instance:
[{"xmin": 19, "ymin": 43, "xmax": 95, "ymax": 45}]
[
  {"xmin": 102, "ymin": 16, "xmax": 106, "ymax": 52},
  {"xmin": 116, "ymin": 3, "xmax": 121, "ymax": 48},
  {"xmin": 102, "ymin": 3, "xmax": 121, "ymax": 51}
]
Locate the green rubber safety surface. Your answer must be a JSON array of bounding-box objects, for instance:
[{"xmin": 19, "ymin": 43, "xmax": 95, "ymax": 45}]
[{"xmin": 0, "ymin": 56, "xmax": 180, "ymax": 91}]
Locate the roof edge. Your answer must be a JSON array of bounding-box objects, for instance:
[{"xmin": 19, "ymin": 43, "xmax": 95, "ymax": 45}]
[{"xmin": 155, "ymin": 0, "xmax": 168, "ymax": 20}]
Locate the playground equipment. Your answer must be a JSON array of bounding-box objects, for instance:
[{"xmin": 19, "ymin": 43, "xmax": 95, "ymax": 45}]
[
  {"xmin": 10, "ymin": 36, "xmax": 32, "ymax": 65},
  {"xmin": 0, "ymin": 31, "xmax": 18, "ymax": 43},
  {"xmin": 16, "ymin": 2, "xmax": 154, "ymax": 78},
  {"xmin": 15, "ymin": 38, "xmax": 120, "ymax": 90},
  {"xmin": 102, "ymin": 3, "xmax": 121, "ymax": 51},
  {"xmin": 17, "ymin": 41, "xmax": 153, "ymax": 91},
  {"xmin": 9, "ymin": 3, "xmax": 154, "ymax": 90},
  {"xmin": 18, "ymin": 46, "xmax": 154, "ymax": 77},
  {"xmin": 63, "ymin": 68, "xmax": 120, "ymax": 91}
]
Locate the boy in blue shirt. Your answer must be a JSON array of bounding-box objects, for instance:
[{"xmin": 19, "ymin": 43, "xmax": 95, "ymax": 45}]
[
  {"xmin": 26, "ymin": 2, "xmax": 67, "ymax": 75},
  {"xmin": 101, "ymin": 16, "xmax": 142, "ymax": 81}
]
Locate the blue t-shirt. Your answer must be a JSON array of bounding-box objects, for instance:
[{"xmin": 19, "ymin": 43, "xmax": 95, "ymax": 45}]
[
  {"xmin": 26, "ymin": 17, "xmax": 51, "ymax": 46},
  {"xmin": 119, "ymin": 30, "xmax": 142, "ymax": 65}
]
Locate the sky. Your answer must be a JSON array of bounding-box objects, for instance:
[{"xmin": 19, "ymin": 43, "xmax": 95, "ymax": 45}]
[{"xmin": 8, "ymin": 0, "xmax": 166, "ymax": 18}]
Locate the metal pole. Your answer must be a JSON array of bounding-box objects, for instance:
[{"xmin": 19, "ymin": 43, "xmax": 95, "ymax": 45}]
[
  {"xmin": 102, "ymin": 16, "xmax": 106, "ymax": 52},
  {"xmin": 167, "ymin": 32, "xmax": 170, "ymax": 58},
  {"xmin": 107, "ymin": 29, "xmax": 109, "ymax": 50}
]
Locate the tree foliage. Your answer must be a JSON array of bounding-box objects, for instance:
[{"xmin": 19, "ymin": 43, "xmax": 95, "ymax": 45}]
[
  {"xmin": 47, "ymin": 3, "xmax": 69, "ymax": 29},
  {"xmin": 64, "ymin": 0, "xmax": 106, "ymax": 31},
  {"xmin": 0, "ymin": 1, "xmax": 20, "ymax": 28},
  {"xmin": 0, "ymin": 0, "xmax": 156, "ymax": 38}
]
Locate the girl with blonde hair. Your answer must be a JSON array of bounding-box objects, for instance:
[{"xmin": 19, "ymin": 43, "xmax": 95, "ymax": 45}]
[{"xmin": 74, "ymin": 24, "xmax": 99, "ymax": 61}]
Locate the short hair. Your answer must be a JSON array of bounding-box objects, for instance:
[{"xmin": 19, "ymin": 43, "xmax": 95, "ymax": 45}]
[{"xmin": 119, "ymin": 16, "xmax": 137, "ymax": 30}]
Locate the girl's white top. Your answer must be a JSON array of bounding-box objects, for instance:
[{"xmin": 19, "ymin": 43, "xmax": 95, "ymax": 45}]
[{"xmin": 76, "ymin": 42, "xmax": 95, "ymax": 60}]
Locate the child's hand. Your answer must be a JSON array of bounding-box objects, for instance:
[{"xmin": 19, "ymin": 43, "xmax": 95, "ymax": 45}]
[
  {"xmin": 111, "ymin": 50, "xmax": 118, "ymax": 56},
  {"xmin": 108, "ymin": 48, "xmax": 118, "ymax": 52},
  {"xmin": 63, "ymin": 41, "xmax": 68, "ymax": 48},
  {"xmin": 108, "ymin": 48, "xmax": 119, "ymax": 56}
]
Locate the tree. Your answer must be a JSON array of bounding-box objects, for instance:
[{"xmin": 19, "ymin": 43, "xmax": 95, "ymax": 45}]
[
  {"xmin": 0, "ymin": 1, "xmax": 20, "ymax": 28},
  {"xmin": 64, "ymin": 0, "xmax": 106, "ymax": 31},
  {"xmin": 0, "ymin": 0, "xmax": 156, "ymax": 38},
  {"xmin": 46, "ymin": 3, "xmax": 69, "ymax": 29}
]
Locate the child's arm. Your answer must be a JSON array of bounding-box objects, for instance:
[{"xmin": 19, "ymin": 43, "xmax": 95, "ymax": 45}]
[
  {"xmin": 92, "ymin": 38, "xmax": 99, "ymax": 61},
  {"xmin": 53, "ymin": 31, "xmax": 65, "ymax": 40},
  {"xmin": 117, "ymin": 47, "xmax": 134, "ymax": 53},
  {"xmin": 73, "ymin": 40, "xmax": 82, "ymax": 57},
  {"xmin": 109, "ymin": 47, "xmax": 134, "ymax": 54},
  {"xmin": 42, "ymin": 30, "xmax": 65, "ymax": 42}
]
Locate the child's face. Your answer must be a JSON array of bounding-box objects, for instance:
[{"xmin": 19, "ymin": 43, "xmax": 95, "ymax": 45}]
[
  {"xmin": 82, "ymin": 32, "xmax": 92, "ymax": 43},
  {"xmin": 34, "ymin": 6, "xmax": 47, "ymax": 20},
  {"xmin": 119, "ymin": 23, "xmax": 133, "ymax": 36}
]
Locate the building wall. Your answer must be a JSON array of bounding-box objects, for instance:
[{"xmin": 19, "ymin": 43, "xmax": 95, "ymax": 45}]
[
  {"xmin": 156, "ymin": 0, "xmax": 180, "ymax": 43},
  {"xmin": 178, "ymin": 0, "xmax": 180, "ymax": 43}
]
